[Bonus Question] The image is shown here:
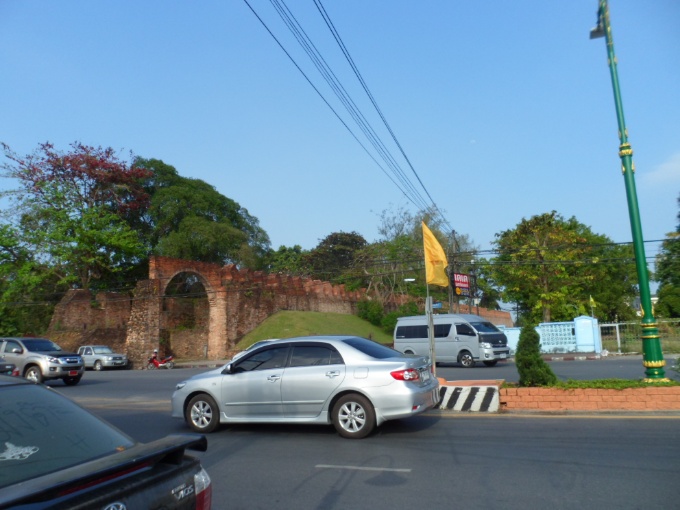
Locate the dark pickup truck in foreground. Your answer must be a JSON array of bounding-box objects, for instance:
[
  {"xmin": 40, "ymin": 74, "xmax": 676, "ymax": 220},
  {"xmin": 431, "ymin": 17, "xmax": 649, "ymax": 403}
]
[{"xmin": 0, "ymin": 376, "xmax": 212, "ymax": 509}]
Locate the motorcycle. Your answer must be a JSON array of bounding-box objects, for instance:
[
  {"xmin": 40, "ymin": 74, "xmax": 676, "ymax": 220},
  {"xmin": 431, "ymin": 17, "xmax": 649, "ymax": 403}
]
[{"xmin": 147, "ymin": 353, "xmax": 175, "ymax": 370}]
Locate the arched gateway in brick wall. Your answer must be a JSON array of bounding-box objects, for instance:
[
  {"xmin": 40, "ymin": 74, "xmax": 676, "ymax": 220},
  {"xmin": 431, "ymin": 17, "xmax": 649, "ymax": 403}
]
[
  {"xmin": 48, "ymin": 255, "xmax": 512, "ymax": 364},
  {"xmin": 124, "ymin": 256, "xmax": 371, "ymax": 362}
]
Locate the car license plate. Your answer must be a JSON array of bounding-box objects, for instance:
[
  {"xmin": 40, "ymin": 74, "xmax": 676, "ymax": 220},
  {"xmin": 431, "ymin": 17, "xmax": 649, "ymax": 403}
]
[
  {"xmin": 69, "ymin": 370, "xmax": 79, "ymax": 376},
  {"xmin": 500, "ymin": 353, "xmax": 507, "ymax": 359},
  {"xmin": 421, "ymin": 369, "xmax": 430, "ymax": 382}
]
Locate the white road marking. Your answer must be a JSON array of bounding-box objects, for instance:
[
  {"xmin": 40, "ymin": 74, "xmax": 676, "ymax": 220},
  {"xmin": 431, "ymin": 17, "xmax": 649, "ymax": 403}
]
[{"xmin": 315, "ymin": 465, "xmax": 411, "ymax": 473}]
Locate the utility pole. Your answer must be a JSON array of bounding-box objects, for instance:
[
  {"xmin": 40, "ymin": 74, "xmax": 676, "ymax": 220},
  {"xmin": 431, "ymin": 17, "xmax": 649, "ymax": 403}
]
[{"xmin": 590, "ymin": 0, "xmax": 666, "ymax": 381}]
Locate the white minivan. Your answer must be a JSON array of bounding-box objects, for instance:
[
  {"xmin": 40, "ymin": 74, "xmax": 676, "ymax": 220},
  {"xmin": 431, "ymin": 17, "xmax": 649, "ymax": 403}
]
[{"xmin": 393, "ymin": 314, "xmax": 510, "ymax": 368}]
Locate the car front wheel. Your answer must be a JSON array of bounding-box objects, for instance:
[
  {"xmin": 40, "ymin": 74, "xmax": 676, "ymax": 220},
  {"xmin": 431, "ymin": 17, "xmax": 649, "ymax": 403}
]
[
  {"xmin": 458, "ymin": 351, "xmax": 475, "ymax": 368},
  {"xmin": 186, "ymin": 394, "xmax": 220, "ymax": 433},
  {"xmin": 94, "ymin": 360, "xmax": 103, "ymax": 371},
  {"xmin": 332, "ymin": 394, "xmax": 375, "ymax": 439},
  {"xmin": 25, "ymin": 366, "xmax": 43, "ymax": 384}
]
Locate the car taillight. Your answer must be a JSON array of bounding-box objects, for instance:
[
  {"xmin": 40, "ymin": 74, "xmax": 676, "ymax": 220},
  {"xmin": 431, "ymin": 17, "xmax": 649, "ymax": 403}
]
[
  {"xmin": 195, "ymin": 467, "xmax": 212, "ymax": 510},
  {"xmin": 390, "ymin": 368, "xmax": 420, "ymax": 381}
]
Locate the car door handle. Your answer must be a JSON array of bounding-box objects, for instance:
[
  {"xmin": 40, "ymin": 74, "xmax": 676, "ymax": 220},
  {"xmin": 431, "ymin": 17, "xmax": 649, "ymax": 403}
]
[
  {"xmin": 326, "ymin": 371, "xmax": 340, "ymax": 378},
  {"xmin": 267, "ymin": 375, "xmax": 281, "ymax": 382}
]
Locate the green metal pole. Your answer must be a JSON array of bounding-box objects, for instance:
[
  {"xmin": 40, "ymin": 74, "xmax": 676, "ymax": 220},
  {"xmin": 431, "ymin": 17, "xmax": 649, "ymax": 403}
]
[{"xmin": 591, "ymin": 0, "xmax": 666, "ymax": 380}]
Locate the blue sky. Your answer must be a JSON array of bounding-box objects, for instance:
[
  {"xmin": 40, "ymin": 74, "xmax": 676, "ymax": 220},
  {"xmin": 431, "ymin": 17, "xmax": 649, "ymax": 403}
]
[{"xmin": 1, "ymin": 1, "xmax": 678, "ymax": 265}]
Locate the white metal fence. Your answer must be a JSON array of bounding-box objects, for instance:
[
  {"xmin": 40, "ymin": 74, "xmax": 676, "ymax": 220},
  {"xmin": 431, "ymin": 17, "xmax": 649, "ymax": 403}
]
[{"xmin": 600, "ymin": 320, "xmax": 680, "ymax": 354}]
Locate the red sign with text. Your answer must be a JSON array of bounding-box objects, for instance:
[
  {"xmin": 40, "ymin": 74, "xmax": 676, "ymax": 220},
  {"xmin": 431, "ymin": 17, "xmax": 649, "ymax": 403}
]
[
  {"xmin": 453, "ymin": 273, "xmax": 470, "ymax": 289},
  {"xmin": 453, "ymin": 273, "xmax": 470, "ymax": 296}
]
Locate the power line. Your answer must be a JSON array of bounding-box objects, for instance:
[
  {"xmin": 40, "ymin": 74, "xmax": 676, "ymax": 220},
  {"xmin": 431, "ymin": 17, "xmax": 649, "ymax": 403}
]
[{"xmin": 243, "ymin": 0, "xmax": 450, "ymax": 226}]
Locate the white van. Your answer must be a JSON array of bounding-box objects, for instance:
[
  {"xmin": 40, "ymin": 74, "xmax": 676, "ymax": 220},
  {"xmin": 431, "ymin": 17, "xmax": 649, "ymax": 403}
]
[{"xmin": 393, "ymin": 314, "xmax": 510, "ymax": 368}]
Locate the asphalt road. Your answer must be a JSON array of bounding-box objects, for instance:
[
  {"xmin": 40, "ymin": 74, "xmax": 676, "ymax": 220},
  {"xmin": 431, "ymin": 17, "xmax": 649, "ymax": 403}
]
[{"xmin": 50, "ymin": 362, "xmax": 680, "ymax": 509}]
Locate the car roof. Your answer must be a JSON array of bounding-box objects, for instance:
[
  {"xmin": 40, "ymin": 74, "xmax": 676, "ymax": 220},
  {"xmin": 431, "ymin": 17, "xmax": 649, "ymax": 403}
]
[{"xmin": 257, "ymin": 335, "xmax": 360, "ymax": 344}]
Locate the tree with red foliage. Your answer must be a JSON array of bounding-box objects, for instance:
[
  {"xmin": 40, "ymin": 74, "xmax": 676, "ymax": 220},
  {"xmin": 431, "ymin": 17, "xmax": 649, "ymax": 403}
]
[{"xmin": 2, "ymin": 142, "xmax": 152, "ymax": 288}]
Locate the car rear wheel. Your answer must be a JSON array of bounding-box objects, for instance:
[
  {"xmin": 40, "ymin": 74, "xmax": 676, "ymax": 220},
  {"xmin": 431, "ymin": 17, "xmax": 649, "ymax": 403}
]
[
  {"xmin": 458, "ymin": 351, "xmax": 475, "ymax": 368},
  {"xmin": 94, "ymin": 360, "xmax": 103, "ymax": 371},
  {"xmin": 63, "ymin": 376, "xmax": 82, "ymax": 386},
  {"xmin": 483, "ymin": 360, "xmax": 498, "ymax": 367},
  {"xmin": 187, "ymin": 394, "xmax": 220, "ymax": 433},
  {"xmin": 332, "ymin": 394, "xmax": 375, "ymax": 439},
  {"xmin": 25, "ymin": 366, "xmax": 43, "ymax": 384}
]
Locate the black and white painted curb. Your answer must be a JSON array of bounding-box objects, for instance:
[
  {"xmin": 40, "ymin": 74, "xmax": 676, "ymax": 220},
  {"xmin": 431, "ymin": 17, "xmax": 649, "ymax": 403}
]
[{"xmin": 437, "ymin": 385, "xmax": 499, "ymax": 412}]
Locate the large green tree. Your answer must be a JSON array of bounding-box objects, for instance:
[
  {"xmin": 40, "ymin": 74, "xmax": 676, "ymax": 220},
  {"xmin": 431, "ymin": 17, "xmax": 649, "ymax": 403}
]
[
  {"xmin": 136, "ymin": 158, "xmax": 270, "ymax": 267},
  {"xmin": 2, "ymin": 142, "xmax": 151, "ymax": 289},
  {"xmin": 654, "ymin": 193, "xmax": 680, "ymax": 318},
  {"xmin": 264, "ymin": 245, "xmax": 310, "ymax": 275},
  {"xmin": 490, "ymin": 211, "xmax": 637, "ymax": 324},
  {"xmin": 306, "ymin": 231, "xmax": 367, "ymax": 286},
  {"xmin": 0, "ymin": 218, "xmax": 72, "ymax": 336}
]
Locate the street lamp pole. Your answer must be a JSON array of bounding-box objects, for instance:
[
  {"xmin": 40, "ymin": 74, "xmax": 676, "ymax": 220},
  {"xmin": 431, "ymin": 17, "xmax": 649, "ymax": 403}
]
[{"xmin": 590, "ymin": 0, "xmax": 666, "ymax": 381}]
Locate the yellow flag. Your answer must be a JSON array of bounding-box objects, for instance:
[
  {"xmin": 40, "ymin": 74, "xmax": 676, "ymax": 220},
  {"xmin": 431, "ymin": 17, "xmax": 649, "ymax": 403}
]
[
  {"xmin": 589, "ymin": 295, "xmax": 596, "ymax": 308},
  {"xmin": 422, "ymin": 222, "xmax": 449, "ymax": 287}
]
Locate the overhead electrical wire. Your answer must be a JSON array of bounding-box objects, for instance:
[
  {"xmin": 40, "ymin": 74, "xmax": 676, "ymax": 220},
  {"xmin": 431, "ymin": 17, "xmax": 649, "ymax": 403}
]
[
  {"xmin": 266, "ymin": 0, "xmax": 430, "ymax": 212},
  {"xmin": 240, "ymin": 0, "xmax": 415, "ymax": 205},
  {"xmin": 242, "ymin": 0, "xmax": 450, "ymax": 227},
  {"xmin": 312, "ymin": 0, "xmax": 452, "ymax": 233}
]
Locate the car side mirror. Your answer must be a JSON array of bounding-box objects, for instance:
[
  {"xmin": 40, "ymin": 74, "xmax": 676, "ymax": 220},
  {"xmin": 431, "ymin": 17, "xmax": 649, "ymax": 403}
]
[
  {"xmin": 11, "ymin": 348, "xmax": 22, "ymax": 354},
  {"xmin": 222, "ymin": 363, "xmax": 233, "ymax": 375}
]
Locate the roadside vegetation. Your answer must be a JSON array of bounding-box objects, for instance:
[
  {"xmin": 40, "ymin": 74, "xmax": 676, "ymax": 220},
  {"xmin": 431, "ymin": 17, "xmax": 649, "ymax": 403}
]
[{"xmin": 1, "ymin": 142, "xmax": 678, "ymax": 340}]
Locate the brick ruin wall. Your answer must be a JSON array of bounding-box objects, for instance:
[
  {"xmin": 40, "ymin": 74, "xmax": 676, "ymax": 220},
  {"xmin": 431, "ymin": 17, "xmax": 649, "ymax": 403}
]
[
  {"xmin": 48, "ymin": 290, "xmax": 132, "ymax": 354},
  {"xmin": 47, "ymin": 256, "xmax": 514, "ymax": 363},
  {"xmin": 48, "ymin": 256, "xmax": 368, "ymax": 363}
]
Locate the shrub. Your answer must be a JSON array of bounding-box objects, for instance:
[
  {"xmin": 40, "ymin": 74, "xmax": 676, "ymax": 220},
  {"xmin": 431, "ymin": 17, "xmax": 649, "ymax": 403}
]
[
  {"xmin": 356, "ymin": 300, "xmax": 384, "ymax": 327},
  {"xmin": 381, "ymin": 301, "xmax": 421, "ymax": 335},
  {"xmin": 515, "ymin": 324, "xmax": 558, "ymax": 387}
]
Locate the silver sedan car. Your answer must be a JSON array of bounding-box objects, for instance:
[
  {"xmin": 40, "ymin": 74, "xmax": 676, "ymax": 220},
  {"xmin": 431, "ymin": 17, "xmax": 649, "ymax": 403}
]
[{"xmin": 172, "ymin": 336, "xmax": 439, "ymax": 439}]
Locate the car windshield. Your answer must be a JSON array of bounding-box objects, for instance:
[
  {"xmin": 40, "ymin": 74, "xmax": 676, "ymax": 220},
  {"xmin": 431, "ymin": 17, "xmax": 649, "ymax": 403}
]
[
  {"xmin": 470, "ymin": 322, "xmax": 501, "ymax": 333},
  {"xmin": 21, "ymin": 339, "xmax": 63, "ymax": 352},
  {"xmin": 0, "ymin": 382, "xmax": 135, "ymax": 488},
  {"xmin": 342, "ymin": 337, "xmax": 404, "ymax": 359},
  {"xmin": 93, "ymin": 346, "xmax": 114, "ymax": 354}
]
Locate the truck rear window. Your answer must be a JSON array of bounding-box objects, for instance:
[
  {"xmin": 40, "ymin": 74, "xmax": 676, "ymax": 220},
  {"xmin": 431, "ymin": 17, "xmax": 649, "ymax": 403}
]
[{"xmin": 0, "ymin": 383, "xmax": 135, "ymax": 488}]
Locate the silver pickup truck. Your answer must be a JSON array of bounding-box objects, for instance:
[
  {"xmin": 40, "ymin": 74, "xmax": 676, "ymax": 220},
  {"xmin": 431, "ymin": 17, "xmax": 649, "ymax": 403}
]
[
  {"xmin": 0, "ymin": 337, "xmax": 84, "ymax": 385},
  {"xmin": 78, "ymin": 345, "xmax": 129, "ymax": 370}
]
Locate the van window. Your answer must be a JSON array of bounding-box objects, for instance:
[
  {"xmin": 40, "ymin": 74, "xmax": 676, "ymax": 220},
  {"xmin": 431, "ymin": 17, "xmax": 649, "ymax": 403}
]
[
  {"xmin": 456, "ymin": 323, "xmax": 475, "ymax": 336},
  {"xmin": 434, "ymin": 324, "xmax": 452, "ymax": 337},
  {"xmin": 395, "ymin": 324, "xmax": 451, "ymax": 339},
  {"xmin": 469, "ymin": 321, "xmax": 502, "ymax": 333},
  {"xmin": 396, "ymin": 325, "xmax": 427, "ymax": 339}
]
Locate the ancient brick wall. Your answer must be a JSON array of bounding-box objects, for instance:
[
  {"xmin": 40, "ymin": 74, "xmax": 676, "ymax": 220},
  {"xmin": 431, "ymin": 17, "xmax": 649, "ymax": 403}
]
[
  {"xmin": 48, "ymin": 290, "xmax": 131, "ymax": 353},
  {"xmin": 47, "ymin": 256, "xmax": 515, "ymax": 363}
]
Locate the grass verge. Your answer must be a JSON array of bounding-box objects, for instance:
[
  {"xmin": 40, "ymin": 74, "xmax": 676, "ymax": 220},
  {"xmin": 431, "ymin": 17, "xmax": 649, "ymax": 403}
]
[{"xmin": 236, "ymin": 310, "xmax": 393, "ymax": 350}]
